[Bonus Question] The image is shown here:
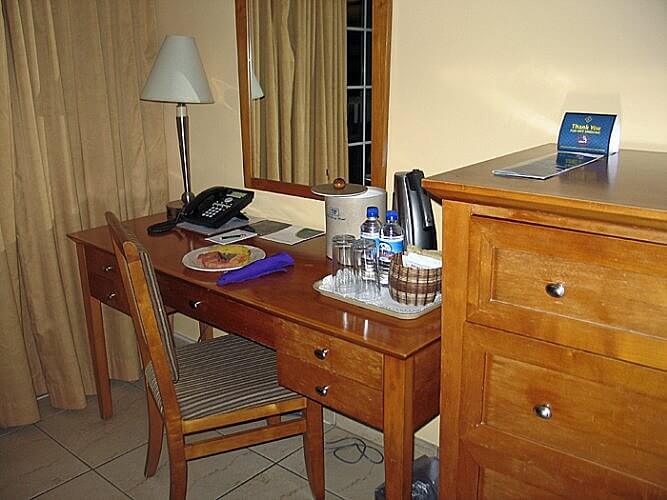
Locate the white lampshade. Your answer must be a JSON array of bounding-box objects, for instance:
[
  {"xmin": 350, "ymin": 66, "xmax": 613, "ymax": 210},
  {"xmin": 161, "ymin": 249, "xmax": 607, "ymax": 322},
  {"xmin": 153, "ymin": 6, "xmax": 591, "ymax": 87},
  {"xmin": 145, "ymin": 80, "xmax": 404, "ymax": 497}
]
[{"xmin": 141, "ymin": 35, "xmax": 214, "ymax": 104}]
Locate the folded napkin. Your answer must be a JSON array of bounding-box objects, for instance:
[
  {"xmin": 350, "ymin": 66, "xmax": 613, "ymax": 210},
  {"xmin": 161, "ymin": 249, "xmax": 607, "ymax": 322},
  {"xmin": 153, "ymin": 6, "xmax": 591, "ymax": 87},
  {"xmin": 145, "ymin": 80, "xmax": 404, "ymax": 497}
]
[{"xmin": 217, "ymin": 252, "xmax": 294, "ymax": 286}]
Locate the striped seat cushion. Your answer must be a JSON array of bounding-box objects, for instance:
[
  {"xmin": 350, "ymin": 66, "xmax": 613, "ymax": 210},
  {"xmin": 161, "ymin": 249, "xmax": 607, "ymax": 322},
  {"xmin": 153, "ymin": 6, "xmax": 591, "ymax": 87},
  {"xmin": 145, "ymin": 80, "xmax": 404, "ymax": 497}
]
[{"xmin": 145, "ymin": 334, "xmax": 300, "ymax": 421}]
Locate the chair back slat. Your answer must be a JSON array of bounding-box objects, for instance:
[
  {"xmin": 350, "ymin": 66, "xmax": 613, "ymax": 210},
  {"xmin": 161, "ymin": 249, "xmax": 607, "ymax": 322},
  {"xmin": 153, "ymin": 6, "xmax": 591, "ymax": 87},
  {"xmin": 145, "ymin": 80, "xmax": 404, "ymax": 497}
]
[{"xmin": 105, "ymin": 212, "xmax": 181, "ymax": 421}]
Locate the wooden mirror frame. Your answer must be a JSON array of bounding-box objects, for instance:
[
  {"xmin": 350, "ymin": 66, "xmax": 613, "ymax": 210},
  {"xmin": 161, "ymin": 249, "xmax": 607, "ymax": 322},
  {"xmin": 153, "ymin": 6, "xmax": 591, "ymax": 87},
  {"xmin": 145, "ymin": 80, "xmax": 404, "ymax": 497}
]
[{"xmin": 235, "ymin": 0, "xmax": 392, "ymax": 199}]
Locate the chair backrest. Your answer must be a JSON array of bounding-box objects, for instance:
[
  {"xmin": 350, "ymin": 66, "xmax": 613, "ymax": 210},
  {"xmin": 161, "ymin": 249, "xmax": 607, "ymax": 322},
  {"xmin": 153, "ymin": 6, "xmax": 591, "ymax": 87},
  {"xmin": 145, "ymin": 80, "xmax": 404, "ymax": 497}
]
[{"xmin": 105, "ymin": 212, "xmax": 181, "ymax": 417}]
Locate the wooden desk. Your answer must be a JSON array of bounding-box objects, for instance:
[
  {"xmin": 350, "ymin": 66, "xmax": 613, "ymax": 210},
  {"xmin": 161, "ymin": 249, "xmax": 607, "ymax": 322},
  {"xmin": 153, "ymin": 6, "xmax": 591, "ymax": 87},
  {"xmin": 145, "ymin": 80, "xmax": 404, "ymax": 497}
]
[{"xmin": 68, "ymin": 215, "xmax": 441, "ymax": 499}]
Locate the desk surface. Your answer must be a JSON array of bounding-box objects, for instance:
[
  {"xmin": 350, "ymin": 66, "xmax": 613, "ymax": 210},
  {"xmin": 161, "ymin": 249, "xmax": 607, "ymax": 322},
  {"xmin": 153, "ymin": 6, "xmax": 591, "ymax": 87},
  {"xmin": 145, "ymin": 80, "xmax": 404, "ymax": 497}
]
[{"xmin": 70, "ymin": 214, "xmax": 441, "ymax": 359}]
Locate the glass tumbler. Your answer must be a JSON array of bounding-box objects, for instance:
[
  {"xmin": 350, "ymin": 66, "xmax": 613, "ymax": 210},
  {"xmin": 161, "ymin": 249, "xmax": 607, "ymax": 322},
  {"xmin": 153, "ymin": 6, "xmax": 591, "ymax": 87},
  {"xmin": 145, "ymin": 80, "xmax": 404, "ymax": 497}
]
[
  {"xmin": 352, "ymin": 238, "xmax": 381, "ymax": 300},
  {"xmin": 331, "ymin": 234, "xmax": 357, "ymax": 295}
]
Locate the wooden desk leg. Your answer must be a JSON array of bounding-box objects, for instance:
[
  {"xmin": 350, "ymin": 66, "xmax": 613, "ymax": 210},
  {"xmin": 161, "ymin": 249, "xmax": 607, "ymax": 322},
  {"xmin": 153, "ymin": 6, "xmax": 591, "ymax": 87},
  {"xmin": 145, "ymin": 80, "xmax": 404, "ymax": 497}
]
[
  {"xmin": 304, "ymin": 399, "xmax": 325, "ymax": 500},
  {"xmin": 76, "ymin": 244, "xmax": 113, "ymax": 419},
  {"xmin": 383, "ymin": 355, "xmax": 415, "ymax": 499},
  {"xmin": 198, "ymin": 322, "xmax": 213, "ymax": 342}
]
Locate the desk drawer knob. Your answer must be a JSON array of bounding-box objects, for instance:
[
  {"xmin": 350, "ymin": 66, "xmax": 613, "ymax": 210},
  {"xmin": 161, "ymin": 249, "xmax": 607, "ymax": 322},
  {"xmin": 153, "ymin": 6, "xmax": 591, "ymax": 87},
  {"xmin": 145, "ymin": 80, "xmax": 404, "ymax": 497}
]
[
  {"xmin": 103, "ymin": 265, "xmax": 114, "ymax": 273},
  {"xmin": 189, "ymin": 300, "xmax": 202, "ymax": 310},
  {"xmin": 106, "ymin": 292, "xmax": 117, "ymax": 301},
  {"xmin": 315, "ymin": 385, "xmax": 329, "ymax": 397},
  {"xmin": 533, "ymin": 403, "xmax": 553, "ymax": 420},
  {"xmin": 314, "ymin": 348, "xmax": 329, "ymax": 360},
  {"xmin": 545, "ymin": 283, "xmax": 566, "ymax": 298}
]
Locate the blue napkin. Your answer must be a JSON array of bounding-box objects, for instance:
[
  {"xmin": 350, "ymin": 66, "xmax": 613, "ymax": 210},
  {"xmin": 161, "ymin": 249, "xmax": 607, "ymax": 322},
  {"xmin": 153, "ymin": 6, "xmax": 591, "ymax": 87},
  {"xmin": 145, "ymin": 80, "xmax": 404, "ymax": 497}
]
[{"xmin": 217, "ymin": 252, "xmax": 295, "ymax": 286}]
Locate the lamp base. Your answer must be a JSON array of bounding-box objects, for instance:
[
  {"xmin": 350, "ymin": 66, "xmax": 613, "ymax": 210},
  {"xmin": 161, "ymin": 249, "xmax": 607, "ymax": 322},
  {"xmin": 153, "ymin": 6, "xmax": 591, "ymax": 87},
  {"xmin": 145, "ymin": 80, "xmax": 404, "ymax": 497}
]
[{"xmin": 166, "ymin": 200, "xmax": 184, "ymax": 220}]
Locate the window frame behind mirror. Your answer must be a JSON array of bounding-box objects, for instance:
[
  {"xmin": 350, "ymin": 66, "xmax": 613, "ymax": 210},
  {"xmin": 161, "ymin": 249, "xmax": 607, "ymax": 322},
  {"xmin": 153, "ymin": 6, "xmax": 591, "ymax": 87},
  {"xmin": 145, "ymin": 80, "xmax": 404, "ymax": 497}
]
[{"xmin": 234, "ymin": 0, "xmax": 392, "ymax": 199}]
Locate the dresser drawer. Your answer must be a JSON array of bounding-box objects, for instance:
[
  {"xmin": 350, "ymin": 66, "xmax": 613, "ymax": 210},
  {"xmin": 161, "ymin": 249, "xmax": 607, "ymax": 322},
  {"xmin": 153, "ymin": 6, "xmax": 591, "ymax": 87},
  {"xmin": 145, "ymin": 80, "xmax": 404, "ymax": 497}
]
[
  {"xmin": 467, "ymin": 216, "xmax": 667, "ymax": 368},
  {"xmin": 276, "ymin": 323, "xmax": 383, "ymax": 390},
  {"xmin": 277, "ymin": 353, "xmax": 383, "ymax": 429},
  {"xmin": 461, "ymin": 323, "xmax": 667, "ymax": 494}
]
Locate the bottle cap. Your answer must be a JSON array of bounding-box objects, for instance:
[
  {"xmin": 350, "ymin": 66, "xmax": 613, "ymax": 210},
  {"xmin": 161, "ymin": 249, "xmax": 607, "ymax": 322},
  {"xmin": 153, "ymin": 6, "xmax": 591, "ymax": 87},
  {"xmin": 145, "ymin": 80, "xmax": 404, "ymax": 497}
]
[
  {"xmin": 386, "ymin": 210, "xmax": 398, "ymax": 221},
  {"xmin": 366, "ymin": 206, "xmax": 379, "ymax": 218}
]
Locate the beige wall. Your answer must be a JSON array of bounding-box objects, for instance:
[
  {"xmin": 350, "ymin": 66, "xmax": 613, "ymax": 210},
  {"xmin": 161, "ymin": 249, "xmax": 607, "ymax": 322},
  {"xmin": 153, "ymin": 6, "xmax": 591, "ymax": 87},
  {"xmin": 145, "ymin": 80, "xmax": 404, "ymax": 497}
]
[{"xmin": 156, "ymin": 0, "xmax": 667, "ymax": 445}]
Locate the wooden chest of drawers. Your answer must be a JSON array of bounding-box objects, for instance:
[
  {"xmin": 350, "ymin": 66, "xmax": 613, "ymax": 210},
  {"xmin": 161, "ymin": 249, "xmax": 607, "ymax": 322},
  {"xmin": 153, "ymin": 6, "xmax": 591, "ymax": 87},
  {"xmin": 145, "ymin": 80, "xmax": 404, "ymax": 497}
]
[{"xmin": 424, "ymin": 146, "xmax": 667, "ymax": 499}]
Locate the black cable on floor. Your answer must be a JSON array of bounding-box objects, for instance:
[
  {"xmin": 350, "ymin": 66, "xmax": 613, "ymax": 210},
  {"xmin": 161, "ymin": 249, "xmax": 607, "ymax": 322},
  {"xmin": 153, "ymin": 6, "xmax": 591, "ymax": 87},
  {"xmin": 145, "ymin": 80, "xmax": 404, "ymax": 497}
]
[{"xmin": 325, "ymin": 436, "xmax": 384, "ymax": 465}]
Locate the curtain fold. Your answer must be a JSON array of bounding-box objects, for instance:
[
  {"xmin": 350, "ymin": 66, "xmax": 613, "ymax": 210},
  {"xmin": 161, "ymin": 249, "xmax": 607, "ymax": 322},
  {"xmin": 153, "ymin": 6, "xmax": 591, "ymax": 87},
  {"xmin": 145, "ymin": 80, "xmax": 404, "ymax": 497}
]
[
  {"xmin": 0, "ymin": 0, "xmax": 168, "ymax": 427},
  {"xmin": 250, "ymin": 0, "xmax": 348, "ymax": 185}
]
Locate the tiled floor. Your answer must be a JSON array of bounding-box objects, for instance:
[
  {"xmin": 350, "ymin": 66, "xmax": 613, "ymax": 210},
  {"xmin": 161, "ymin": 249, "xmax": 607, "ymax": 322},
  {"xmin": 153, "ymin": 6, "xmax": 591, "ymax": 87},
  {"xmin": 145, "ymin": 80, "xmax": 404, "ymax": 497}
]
[{"xmin": 0, "ymin": 379, "xmax": 424, "ymax": 499}]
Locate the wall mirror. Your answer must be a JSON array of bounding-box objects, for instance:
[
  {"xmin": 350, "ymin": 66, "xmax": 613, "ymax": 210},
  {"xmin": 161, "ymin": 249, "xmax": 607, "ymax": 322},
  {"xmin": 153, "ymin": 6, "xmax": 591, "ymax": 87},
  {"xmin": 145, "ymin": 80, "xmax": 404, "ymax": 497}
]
[{"xmin": 235, "ymin": 0, "xmax": 392, "ymax": 199}]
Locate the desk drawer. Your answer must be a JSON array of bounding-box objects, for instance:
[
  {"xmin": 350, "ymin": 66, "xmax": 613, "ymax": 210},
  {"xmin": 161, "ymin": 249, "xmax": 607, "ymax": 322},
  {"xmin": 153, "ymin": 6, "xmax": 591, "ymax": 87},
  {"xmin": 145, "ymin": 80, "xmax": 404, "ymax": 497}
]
[
  {"xmin": 85, "ymin": 246, "xmax": 119, "ymax": 280},
  {"xmin": 89, "ymin": 274, "xmax": 129, "ymax": 313},
  {"xmin": 278, "ymin": 353, "xmax": 383, "ymax": 429},
  {"xmin": 85, "ymin": 247, "xmax": 129, "ymax": 313},
  {"xmin": 467, "ymin": 216, "xmax": 667, "ymax": 365},
  {"xmin": 462, "ymin": 324, "xmax": 667, "ymax": 493},
  {"xmin": 158, "ymin": 273, "xmax": 278, "ymax": 348},
  {"xmin": 276, "ymin": 324, "xmax": 382, "ymax": 390}
]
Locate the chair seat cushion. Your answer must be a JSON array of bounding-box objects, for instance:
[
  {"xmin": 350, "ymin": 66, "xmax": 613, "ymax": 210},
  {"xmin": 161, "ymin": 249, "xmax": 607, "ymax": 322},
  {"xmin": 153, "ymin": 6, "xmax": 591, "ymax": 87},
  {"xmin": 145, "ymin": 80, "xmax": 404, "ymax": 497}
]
[{"xmin": 145, "ymin": 334, "xmax": 299, "ymax": 421}]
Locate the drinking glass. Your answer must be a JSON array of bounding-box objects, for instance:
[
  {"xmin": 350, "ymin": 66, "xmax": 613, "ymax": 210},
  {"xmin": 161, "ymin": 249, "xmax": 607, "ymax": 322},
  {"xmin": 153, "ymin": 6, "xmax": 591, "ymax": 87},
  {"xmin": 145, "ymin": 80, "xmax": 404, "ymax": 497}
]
[
  {"xmin": 353, "ymin": 238, "xmax": 381, "ymax": 300},
  {"xmin": 331, "ymin": 234, "xmax": 357, "ymax": 295}
]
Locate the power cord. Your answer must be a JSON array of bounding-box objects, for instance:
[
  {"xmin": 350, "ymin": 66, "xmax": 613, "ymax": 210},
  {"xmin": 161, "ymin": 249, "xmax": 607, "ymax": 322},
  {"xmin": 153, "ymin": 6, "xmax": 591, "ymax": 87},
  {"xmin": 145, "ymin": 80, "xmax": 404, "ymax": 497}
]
[
  {"xmin": 325, "ymin": 436, "xmax": 384, "ymax": 465},
  {"xmin": 147, "ymin": 210, "xmax": 183, "ymax": 235}
]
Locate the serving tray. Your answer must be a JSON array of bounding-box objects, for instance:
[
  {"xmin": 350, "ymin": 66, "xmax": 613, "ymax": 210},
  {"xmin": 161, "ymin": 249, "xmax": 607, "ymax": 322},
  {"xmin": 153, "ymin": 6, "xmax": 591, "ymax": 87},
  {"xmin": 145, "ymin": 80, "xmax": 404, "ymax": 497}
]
[{"xmin": 313, "ymin": 277, "xmax": 441, "ymax": 320}]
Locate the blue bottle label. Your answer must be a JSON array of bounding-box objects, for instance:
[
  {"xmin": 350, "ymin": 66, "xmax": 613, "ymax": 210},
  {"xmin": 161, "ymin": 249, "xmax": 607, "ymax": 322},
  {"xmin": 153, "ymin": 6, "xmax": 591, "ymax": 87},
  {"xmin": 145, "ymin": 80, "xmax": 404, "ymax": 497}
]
[{"xmin": 378, "ymin": 237, "xmax": 404, "ymax": 261}]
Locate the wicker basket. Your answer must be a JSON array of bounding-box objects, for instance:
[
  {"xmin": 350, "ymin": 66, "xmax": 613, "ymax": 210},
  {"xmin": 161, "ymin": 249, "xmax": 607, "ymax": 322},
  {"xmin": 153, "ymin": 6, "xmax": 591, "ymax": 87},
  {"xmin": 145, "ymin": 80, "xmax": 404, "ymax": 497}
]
[{"xmin": 388, "ymin": 254, "xmax": 441, "ymax": 306}]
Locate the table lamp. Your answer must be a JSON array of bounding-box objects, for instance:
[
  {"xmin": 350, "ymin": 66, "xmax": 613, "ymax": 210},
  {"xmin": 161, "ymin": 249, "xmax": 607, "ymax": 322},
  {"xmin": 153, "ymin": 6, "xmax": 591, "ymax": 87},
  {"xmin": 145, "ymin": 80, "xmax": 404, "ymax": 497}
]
[{"xmin": 141, "ymin": 35, "xmax": 214, "ymax": 213}]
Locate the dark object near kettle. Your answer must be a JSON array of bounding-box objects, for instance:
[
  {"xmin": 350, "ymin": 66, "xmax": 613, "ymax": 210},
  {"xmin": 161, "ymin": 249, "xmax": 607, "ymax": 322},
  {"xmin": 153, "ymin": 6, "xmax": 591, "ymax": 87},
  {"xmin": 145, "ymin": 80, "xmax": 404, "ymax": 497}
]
[{"xmin": 393, "ymin": 169, "xmax": 437, "ymax": 249}]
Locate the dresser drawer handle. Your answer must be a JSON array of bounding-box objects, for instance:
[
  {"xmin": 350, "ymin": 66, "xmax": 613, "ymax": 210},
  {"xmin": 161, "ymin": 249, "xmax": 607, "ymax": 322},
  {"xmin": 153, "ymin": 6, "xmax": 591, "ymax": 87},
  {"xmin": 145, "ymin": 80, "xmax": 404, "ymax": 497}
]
[
  {"xmin": 545, "ymin": 283, "xmax": 566, "ymax": 298},
  {"xmin": 103, "ymin": 264, "xmax": 114, "ymax": 273},
  {"xmin": 189, "ymin": 300, "xmax": 202, "ymax": 310},
  {"xmin": 314, "ymin": 348, "xmax": 329, "ymax": 360},
  {"xmin": 533, "ymin": 403, "xmax": 552, "ymax": 420},
  {"xmin": 315, "ymin": 385, "xmax": 329, "ymax": 397},
  {"xmin": 106, "ymin": 292, "xmax": 117, "ymax": 301}
]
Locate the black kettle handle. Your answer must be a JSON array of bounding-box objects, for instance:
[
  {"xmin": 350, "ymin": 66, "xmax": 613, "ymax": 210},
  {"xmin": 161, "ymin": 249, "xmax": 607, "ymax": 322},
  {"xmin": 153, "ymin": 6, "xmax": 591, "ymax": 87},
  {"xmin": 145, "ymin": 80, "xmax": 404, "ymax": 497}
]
[{"xmin": 406, "ymin": 169, "xmax": 434, "ymax": 228}]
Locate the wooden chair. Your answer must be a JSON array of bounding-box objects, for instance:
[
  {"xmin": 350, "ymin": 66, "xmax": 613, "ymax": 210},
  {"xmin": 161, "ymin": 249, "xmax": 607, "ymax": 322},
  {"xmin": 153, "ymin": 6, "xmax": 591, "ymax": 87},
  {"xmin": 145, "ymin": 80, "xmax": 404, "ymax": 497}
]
[{"xmin": 105, "ymin": 212, "xmax": 324, "ymax": 500}]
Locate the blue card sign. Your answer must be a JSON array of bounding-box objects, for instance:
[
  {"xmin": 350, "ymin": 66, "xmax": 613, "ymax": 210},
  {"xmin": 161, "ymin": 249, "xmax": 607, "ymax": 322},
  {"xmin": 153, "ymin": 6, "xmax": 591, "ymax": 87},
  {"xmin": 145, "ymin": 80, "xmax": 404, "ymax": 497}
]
[{"xmin": 558, "ymin": 112, "xmax": 620, "ymax": 155}]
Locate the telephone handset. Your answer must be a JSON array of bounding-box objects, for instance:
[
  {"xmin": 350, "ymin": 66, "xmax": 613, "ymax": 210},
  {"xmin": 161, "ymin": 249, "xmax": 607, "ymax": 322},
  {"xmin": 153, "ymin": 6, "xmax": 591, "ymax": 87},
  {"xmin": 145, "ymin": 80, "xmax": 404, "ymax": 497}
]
[{"xmin": 147, "ymin": 186, "xmax": 254, "ymax": 235}]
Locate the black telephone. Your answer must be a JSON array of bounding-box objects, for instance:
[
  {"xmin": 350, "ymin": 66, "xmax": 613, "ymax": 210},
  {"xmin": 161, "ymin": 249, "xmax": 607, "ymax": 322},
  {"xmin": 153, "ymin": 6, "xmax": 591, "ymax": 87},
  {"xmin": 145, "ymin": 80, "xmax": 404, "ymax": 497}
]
[{"xmin": 147, "ymin": 186, "xmax": 254, "ymax": 235}]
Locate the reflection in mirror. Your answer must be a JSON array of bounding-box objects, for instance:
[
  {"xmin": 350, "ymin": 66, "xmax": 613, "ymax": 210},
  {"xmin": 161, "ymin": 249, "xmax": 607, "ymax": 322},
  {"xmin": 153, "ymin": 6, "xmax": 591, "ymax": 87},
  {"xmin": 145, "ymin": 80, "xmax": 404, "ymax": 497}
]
[{"xmin": 235, "ymin": 0, "xmax": 392, "ymax": 199}]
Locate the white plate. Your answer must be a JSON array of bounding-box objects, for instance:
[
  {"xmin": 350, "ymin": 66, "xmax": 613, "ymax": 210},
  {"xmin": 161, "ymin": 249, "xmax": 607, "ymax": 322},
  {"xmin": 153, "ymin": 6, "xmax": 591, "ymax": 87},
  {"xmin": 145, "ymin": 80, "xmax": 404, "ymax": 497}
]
[{"xmin": 182, "ymin": 245, "xmax": 266, "ymax": 272}]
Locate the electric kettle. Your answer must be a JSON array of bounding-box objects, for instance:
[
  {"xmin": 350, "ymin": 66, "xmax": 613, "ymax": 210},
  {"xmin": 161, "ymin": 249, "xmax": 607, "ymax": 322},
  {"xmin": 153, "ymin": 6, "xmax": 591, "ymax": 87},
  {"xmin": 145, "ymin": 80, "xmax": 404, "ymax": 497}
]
[{"xmin": 393, "ymin": 169, "xmax": 437, "ymax": 249}]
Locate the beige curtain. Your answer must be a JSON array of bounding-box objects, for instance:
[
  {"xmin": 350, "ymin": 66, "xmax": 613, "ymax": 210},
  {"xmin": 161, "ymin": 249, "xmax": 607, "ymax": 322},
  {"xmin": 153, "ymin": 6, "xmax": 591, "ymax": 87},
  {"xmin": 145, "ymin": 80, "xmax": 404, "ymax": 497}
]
[
  {"xmin": 0, "ymin": 0, "xmax": 168, "ymax": 427},
  {"xmin": 250, "ymin": 0, "xmax": 348, "ymax": 185}
]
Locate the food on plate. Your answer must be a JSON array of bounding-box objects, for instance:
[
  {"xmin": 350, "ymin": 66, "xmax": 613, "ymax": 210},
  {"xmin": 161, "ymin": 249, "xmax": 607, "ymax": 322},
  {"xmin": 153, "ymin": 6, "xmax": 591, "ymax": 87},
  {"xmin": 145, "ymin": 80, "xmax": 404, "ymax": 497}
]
[{"xmin": 196, "ymin": 245, "xmax": 252, "ymax": 269}]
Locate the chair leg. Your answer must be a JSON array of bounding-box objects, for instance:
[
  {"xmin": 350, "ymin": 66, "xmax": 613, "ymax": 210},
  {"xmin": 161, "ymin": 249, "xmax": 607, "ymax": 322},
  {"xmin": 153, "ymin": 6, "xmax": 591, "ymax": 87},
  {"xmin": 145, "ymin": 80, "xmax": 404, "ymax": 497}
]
[
  {"xmin": 168, "ymin": 459, "xmax": 187, "ymax": 500},
  {"xmin": 166, "ymin": 431, "xmax": 188, "ymax": 500},
  {"xmin": 303, "ymin": 400, "xmax": 325, "ymax": 500},
  {"xmin": 144, "ymin": 393, "xmax": 164, "ymax": 477},
  {"xmin": 267, "ymin": 415, "xmax": 281, "ymax": 426}
]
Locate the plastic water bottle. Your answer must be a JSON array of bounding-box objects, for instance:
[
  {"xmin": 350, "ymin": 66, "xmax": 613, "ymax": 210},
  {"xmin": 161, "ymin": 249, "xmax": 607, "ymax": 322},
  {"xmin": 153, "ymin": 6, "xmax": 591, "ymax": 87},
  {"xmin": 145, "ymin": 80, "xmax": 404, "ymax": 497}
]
[
  {"xmin": 360, "ymin": 206, "xmax": 382, "ymax": 247},
  {"xmin": 359, "ymin": 207, "xmax": 383, "ymax": 286},
  {"xmin": 378, "ymin": 210, "xmax": 404, "ymax": 286}
]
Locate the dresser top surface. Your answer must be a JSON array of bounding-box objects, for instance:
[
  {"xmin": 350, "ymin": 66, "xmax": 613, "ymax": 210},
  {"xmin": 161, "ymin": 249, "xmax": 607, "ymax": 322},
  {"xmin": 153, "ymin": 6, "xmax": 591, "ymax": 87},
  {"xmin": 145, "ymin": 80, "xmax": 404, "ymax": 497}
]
[{"xmin": 423, "ymin": 145, "xmax": 667, "ymax": 223}]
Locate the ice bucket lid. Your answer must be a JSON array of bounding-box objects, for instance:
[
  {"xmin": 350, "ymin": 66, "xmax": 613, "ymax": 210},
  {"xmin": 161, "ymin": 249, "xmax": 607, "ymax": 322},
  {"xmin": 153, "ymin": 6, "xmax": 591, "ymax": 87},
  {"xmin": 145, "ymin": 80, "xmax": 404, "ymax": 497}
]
[{"xmin": 312, "ymin": 178, "xmax": 367, "ymax": 197}]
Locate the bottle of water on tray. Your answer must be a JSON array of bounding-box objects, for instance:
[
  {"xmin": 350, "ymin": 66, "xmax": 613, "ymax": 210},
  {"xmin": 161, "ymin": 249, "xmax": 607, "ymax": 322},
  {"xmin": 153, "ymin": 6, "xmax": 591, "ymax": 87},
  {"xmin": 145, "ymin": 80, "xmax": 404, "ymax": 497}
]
[
  {"xmin": 359, "ymin": 206, "xmax": 383, "ymax": 283},
  {"xmin": 360, "ymin": 206, "xmax": 382, "ymax": 247},
  {"xmin": 378, "ymin": 210, "xmax": 404, "ymax": 286}
]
